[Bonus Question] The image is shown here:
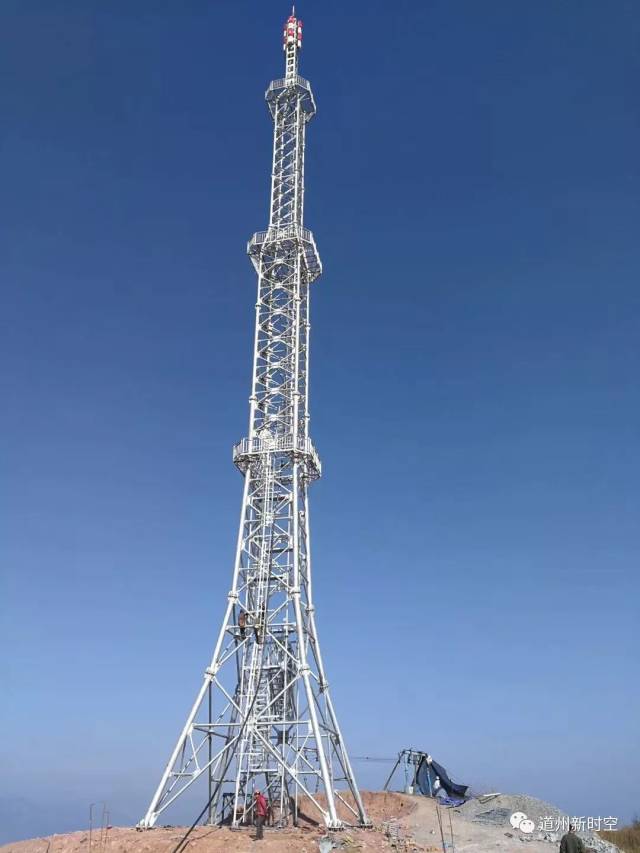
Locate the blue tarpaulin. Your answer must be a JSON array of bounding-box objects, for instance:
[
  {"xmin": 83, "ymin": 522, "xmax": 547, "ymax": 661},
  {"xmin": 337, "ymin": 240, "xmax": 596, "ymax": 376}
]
[{"xmin": 416, "ymin": 755, "xmax": 469, "ymax": 800}]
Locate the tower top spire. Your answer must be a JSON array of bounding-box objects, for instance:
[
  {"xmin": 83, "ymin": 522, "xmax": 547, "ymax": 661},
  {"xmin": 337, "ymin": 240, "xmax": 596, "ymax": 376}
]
[{"xmin": 283, "ymin": 9, "xmax": 303, "ymax": 79}]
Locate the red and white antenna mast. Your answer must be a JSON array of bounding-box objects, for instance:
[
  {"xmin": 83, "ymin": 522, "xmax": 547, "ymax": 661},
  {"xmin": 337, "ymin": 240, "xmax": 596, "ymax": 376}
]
[{"xmin": 283, "ymin": 8, "xmax": 303, "ymax": 81}]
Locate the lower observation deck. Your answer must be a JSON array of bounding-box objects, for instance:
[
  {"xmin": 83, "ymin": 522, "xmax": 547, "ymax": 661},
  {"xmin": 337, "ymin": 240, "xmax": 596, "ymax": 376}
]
[
  {"xmin": 233, "ymin": 433, "xmax": 322, "ymax": 480},
  {"xmin": 248, "ymin": 224, "xmax": 322, "ymax": 282}
]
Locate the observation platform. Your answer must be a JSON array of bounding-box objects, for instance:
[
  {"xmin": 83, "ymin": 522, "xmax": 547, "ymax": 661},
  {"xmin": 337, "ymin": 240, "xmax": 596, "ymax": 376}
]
[
  {"xmin": 247, "ymin": 224, "xmax": 322, "ymax": 282},
  {"xmin": 266, "ymin": 74, "xmax": 316, "ymax": 118},
  {"xmin": 233, "ymin": 433, "xmax": 322, "ymax": 480}
]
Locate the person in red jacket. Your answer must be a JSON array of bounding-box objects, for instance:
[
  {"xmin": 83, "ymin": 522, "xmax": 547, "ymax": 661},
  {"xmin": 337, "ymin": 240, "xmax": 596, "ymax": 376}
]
[{"xmin": 254, "ymin": 790, "xmax": 268, "ymax": 840}]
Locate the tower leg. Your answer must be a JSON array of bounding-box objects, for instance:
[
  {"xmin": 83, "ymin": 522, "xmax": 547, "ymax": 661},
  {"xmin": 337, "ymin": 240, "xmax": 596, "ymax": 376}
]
[
  {"xmin": 302, "ymin": 495, "xmax": 371, "ymax": 826},
  {"xmin": 139, "ymin": 471, "xmax": 254, "ymax": 829}
]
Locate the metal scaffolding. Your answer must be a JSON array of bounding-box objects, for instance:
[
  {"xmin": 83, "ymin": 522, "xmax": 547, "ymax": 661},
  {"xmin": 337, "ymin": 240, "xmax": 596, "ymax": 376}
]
[{"xmin": 139, "ymin": 10, "xmax": 370, "ymax": 832}]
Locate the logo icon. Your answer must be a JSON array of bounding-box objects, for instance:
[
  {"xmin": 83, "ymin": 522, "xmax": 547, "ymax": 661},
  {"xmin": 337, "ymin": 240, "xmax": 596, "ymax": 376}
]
[{"xmin": 510, "ymin": 812, "xmax": 534, "ymax": 834}]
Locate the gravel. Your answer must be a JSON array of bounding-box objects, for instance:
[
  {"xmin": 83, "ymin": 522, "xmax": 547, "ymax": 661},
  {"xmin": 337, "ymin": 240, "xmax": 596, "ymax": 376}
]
[{"xmin": 455, "ymin": 794, "xmax": 621, "ymax": 852}]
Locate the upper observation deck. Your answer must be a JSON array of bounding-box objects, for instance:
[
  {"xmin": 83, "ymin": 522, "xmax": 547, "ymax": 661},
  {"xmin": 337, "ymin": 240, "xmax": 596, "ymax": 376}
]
[{"xmin": 266, "ymin": 74, "xmax": 316, "ymax": 119}]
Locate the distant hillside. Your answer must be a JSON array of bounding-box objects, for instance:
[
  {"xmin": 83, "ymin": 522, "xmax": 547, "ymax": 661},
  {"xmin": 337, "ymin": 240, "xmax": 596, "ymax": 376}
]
[{"xmin": 600, "ymin": 819, "xmax": 640, "ymax": 853}]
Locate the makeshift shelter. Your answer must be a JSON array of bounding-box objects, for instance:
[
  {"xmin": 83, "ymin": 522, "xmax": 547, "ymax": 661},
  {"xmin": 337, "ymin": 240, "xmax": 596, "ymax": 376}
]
[{"xmin": 384, "ymin": 748, "xmax": 469, "ymax": 803}]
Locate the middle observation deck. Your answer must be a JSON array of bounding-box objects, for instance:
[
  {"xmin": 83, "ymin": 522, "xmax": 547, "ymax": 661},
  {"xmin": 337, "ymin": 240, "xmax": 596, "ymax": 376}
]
[
  {"xmin": 233, "ymin": 433, "xmax": 322, "ymax": 481},
  {"xmin": 247, "ymin": 224, "xmax": 322, "ymax": 283}
]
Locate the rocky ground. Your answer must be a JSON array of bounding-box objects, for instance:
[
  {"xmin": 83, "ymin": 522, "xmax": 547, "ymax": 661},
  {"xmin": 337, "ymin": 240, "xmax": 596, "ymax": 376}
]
[{"xmin": 0, "ymin": 791, "xmax": 621, "ymax": 853}]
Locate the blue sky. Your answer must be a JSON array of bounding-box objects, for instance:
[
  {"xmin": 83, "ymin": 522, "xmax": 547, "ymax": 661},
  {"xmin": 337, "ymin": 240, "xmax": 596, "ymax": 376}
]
[{"xmin": 2, "ymin": 0, "xmax": 639, "ymax": 843}]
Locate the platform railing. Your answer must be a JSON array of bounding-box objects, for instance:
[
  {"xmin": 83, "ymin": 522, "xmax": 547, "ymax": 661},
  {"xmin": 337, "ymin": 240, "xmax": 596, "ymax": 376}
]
[
  {"xmin": 249, "ymin": 224, "xmax": 314, "ymax": 246},
  {"xmin": 233, "ymin": 434, "xmax": 321, "ymax": 478},
  {"xmin": 247, "ymin": 225, "xmax": 322, "ymax": 280},
  {"xmin": 267, "ymin": 74, "xmax": 311, "ymax": 93}
]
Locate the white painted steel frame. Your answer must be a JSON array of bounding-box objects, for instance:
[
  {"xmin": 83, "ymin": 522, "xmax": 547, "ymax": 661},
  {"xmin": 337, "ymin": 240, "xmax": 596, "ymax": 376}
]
[{"xmin": 139, "ymin": 16, "xmax": 369, "ymax": 831}]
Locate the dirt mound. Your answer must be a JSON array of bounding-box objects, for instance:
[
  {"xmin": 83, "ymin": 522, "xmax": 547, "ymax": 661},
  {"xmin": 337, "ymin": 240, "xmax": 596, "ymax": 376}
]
[
  {"xmin": 0, "ymin": 793, "xmax": 414, "ymax": 853},
  {"xmin": 0, "ymin": 791, "xmax": 622, "ymax": 853}
]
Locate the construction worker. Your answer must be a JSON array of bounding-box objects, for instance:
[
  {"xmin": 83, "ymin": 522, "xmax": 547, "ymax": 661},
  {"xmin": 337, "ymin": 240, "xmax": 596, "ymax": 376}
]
[
  {"xmin": 238, "ymin": 610, "xmax": 247, "ymax": 639},
  {"xmin": 560, "ymin": 824, "xmax": 585, "ymax": 853},
  {"xmin": 254, "ymin": 789, "xmax": 268, "ymax": 840}
]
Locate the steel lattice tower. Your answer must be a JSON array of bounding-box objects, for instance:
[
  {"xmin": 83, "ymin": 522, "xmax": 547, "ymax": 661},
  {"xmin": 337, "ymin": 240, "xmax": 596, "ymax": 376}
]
[{"xmin": 139, "ymin": 11, "xmax": 370, "ymax": 832}]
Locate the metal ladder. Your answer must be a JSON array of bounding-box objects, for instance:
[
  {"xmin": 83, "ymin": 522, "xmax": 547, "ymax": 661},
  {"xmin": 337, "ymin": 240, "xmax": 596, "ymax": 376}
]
[{"xmin": 233, "ymin": 454, "xmax": 276, "ymax": 823}]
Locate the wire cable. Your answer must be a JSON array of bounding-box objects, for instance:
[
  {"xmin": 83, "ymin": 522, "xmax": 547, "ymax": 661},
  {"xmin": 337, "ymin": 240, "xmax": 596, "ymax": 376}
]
[{"xmin": 351, "ymin": 756, "xmax": 395, "ymax": 762}]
